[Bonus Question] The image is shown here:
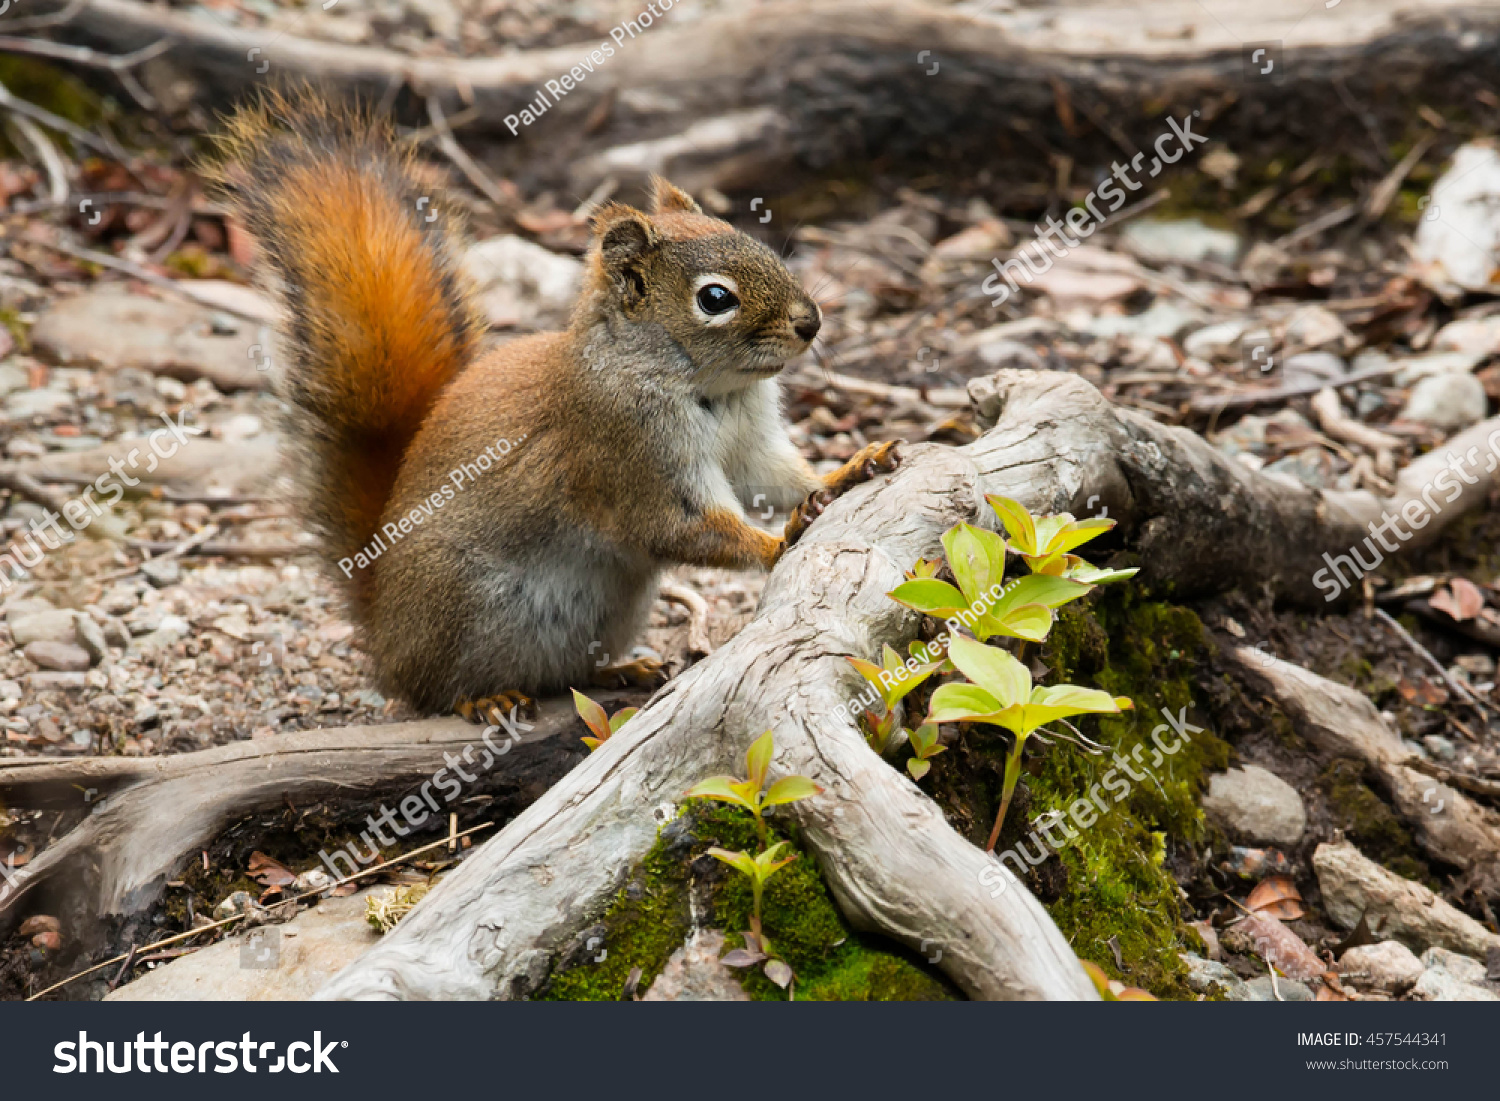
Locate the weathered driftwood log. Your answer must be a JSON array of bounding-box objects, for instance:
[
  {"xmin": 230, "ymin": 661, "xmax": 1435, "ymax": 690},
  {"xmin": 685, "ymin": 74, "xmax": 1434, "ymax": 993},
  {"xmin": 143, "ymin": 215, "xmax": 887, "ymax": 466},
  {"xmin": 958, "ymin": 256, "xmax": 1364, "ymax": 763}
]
[
  {"xmin": 312, "ymin": 369, "xmax": 1499, "ymax": 1001},
  {"xmin": 22, "ymin": 0, "xmax": 1500, "ymax": 194},
  {"xmin": 0, "ymin": 696, "xmax": 607, "ymax": 959},
  {"xmin": 1225, "ymin": 646, "xmax": 1500, "ymax": 872}
]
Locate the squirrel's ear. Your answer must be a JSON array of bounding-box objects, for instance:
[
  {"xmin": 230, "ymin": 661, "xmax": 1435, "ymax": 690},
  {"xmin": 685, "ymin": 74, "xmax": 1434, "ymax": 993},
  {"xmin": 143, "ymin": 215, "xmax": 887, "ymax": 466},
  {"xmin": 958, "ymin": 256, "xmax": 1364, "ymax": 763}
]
[
  {"xmin": 592, "ymin": 202, "xmax": 656, "ymax": 263},
  {"xmin": 648, "ymin": 175, "xmax": 702, "ymax": 215}
]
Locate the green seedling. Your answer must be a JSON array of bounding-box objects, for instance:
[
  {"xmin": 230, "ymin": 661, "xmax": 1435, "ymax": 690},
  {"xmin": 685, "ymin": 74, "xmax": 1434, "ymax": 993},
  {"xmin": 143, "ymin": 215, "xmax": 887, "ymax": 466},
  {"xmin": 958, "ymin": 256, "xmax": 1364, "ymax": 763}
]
[
  {"xmin": 889, "ymin": 523, "xmax": 1092, "ymax": 643},
  {"xmin": 572, "ymin": 689, "xmax": 639, "ymax": 752},
  {"xmin": 905, "ymin": 722, "xmax": 945, "ymax": 781},
  {"xmin": 685, "ymin": 731, "xmax": 822, "ymax": 845},
  {"xmin": 987, "ymin": 495, "xmax": 1138, "ymax": 584},
  {"xmin": 926, "ymin": 635, "xmax": 1133, "ymax": 852},
  {"xmin": 710, "ymin": 841, "xmax": 799, "ymax": 990}
]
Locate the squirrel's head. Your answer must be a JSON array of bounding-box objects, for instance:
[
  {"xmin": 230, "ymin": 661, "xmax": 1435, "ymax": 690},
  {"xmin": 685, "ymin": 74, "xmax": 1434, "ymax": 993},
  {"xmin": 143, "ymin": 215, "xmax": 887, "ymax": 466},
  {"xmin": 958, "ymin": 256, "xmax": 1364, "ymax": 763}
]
[{"xmin": 579, "ymin": 177, "xmax": 821, "ymax": 392}]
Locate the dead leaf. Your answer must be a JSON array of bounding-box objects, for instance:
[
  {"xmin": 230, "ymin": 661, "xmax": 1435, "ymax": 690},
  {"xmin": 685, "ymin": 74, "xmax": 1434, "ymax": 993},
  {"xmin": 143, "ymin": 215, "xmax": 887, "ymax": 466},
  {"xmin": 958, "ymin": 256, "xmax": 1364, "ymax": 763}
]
[
  {"xmin": 1246, "ymin": 874, "xmax": 1307, "ymax": 920},
  {"xmin": 17, "ymin": 914, "xmax": 60, "ymax": 937},
  {"xmin": 720, "ymin": 948, "xmax": 767, "ymax": 968},
  {"xmin": 31, "ymin": 931, "xmax": 62, "ymax": 951},
  {"xmin": 1236, "ymin": 911, "xmax": 1324, "ymax": 982},
  {"xmin": 764, "ymin": 959, "xmax": 794, "ymax": 988},
  {"xmin": 1430, "ymin": 577, "xmax": 1486, "ymax": 622},
  {"xmin": 247, "ymin": 851, "xmax": 296, "ymax": 888}
]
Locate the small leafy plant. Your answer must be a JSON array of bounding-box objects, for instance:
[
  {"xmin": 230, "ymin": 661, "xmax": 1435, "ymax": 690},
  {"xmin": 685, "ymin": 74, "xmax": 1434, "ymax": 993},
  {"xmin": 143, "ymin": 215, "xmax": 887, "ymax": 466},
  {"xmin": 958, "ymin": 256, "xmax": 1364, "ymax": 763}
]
[
  {"xmin": 709, "ymin": 841, "xmax": 799, "ymax": 989},
  {"xmin": 848, "ymin": 494, "xmax": 1137, "ymax": 842},
  {"xmin": 904, "ymin": 723, "xmax": 944, "ymax": 781},
  {"xmin": 572, "ymin": 689, "xmax": 639, "ymax": 751},
  {"xmin": 988, "ymin": 496, "xmax": 1138, "ymax": 584},
  {"xmin": 929, "ymin": 634, "xmax": 1132, "ymax": 851},
  {"xmin": 685, "ymin": 731, "xmax": 821, "ymax": 846},
  {"xmin": 888, "ymin": 522, "xmax": 1093, "ymax": 642},
  {"xmin": 847, "ymin": 643, "xmax": 944, "ymax": 756}
]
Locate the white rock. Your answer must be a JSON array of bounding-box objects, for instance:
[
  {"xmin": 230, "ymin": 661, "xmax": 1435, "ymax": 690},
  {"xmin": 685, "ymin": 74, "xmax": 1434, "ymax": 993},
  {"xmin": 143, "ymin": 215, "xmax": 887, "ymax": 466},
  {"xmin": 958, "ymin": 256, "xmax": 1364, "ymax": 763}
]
[
  {"xmin": 8, "ymin": 608, "xmax": 79, "ymax": 646},
  {"xmin": 1400, "ymin": 371, "xmax": 1489, "ymax": 430},
  {"xmin": 1202, "ymin": 764, "xmax": 1306, "ymax": 845},
  {"xmin": 1183, "ymin": 320, "xmax": 1251, "ymax": 359},
  {"xmin": 1433, "ymin": 315, "xmax": 1500, "ymax": 356},
  {"xmin": 1415, "ymin": 143, "xmax": 1500, "ymax": 293},
  {"xmin": 1410, "ymin": 967, "xmax": 1499, "ymax": 1001},
  {"xmin": 1420, "ymin": 946, "xmax": 1488, "ymax": 984},
  {"xmin": 463, "ymin": 236, "xmax": 583, "ymax": 330},
  {"xmin": 1284, "ymin": 304, "xmax": 1353, "ymax": 351},
  {"xmin": 1119, "ymin": 218, "xmax": 1242, "ymax": 265},
  {"xmin": 1337, "ymin": 940, "xmax": 1423, "ymax": 994},
  {"xmin": 1393, "ymin": 350, "xmax": 1485, "ymax": 385}
]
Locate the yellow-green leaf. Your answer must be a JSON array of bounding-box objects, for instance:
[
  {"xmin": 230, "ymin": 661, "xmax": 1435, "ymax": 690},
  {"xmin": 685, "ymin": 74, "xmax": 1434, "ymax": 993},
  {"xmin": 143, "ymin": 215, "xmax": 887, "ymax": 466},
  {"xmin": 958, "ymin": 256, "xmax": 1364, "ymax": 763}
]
[
  {"xmin": 745, "ymin": 730, "xmax": 775, "ymax": 790},
  {"xmin": 888, "ymin": 578, "xmax": 968, "ymax": 618},
  {"xmin": 763, "ymin": 775, "xmax": 822, "ymax": 808},
  {"xmin": 571, "ymin": 688, "xmax": 611, "ymax": 743},
  {"xmin": 986, "ymin": 495, "xmax": 1036, "ymax": 554},
  {"xmin": 947, "ymin": 635, "xmax": 1030, "ymax": 705},
  {"xmin": 608, "ymin": 707, "xmax": 639, "ymax": 733},
  {"xmin": 926, "ymin": 682, "xmax": 1009, "ymax": 725},
  {"xmin": 686, "ymin": 775, "xmax": 755, "ymax": 811}
]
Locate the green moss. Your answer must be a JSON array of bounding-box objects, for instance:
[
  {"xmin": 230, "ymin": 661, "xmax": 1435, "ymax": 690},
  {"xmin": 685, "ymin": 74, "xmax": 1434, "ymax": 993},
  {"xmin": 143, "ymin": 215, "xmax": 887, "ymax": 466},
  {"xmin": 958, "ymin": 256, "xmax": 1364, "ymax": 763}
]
[
  {"xmin": 0, "ymin": 57, "xmax": 107, "ymax": 147},
  {"xmin": 1319, "ymin": 759, "xmax": 1432, "ymax": 885},
  {"xmin": 928, "ymin": 588, "xmax": 1229, "ymax": 999},
  {"xmin": 539, "ymin": 802, "xmax": 959, "ymax": 1001}
]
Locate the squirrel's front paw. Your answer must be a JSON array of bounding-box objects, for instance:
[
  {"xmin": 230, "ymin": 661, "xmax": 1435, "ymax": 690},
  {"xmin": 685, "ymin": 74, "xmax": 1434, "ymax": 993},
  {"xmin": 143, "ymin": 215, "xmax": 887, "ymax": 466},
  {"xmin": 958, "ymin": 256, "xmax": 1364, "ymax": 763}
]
[
  {"xmin": 592, "ymin": 655, "xmax": 669, "ymax": 689},
  {"xmin": 824, "ymin": 440, "xmax": 903, "ymax": 498},
  {"xmin": 784, "ymin": 488, "xmax": 832, "ymax": 548}
]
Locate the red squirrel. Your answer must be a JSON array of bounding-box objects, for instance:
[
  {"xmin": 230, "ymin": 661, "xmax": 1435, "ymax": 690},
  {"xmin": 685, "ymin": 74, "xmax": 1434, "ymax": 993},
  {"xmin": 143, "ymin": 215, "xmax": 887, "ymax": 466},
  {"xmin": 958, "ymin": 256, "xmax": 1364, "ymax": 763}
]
[{"xmin": 206, "ymin": 93, "xmax": 900, "ymax": 722}]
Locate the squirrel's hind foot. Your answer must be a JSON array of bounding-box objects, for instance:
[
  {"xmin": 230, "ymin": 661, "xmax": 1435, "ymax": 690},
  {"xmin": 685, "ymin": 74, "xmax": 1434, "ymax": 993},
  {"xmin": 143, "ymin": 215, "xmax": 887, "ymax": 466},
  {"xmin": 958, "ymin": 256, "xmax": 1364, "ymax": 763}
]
[{"xmin": 455, "ymin": 690, "xmax": 537, "ymax": 727}]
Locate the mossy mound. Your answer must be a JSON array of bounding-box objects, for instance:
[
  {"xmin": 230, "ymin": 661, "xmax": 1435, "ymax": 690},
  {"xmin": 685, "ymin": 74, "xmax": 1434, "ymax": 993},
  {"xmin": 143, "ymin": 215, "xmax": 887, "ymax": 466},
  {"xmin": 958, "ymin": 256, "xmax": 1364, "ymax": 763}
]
[
  {"xmin": 923, "ymin": 587, "xmax": 1229, "ymax": 999},
  {"xmin": 539, "ymin": 803, "xmax": 959, "ymax": 1001}
]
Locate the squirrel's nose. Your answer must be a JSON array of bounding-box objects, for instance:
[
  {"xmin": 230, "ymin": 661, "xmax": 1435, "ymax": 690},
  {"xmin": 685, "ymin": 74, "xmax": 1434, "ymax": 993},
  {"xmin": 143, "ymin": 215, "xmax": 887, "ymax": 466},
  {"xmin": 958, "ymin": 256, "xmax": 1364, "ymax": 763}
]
[{"xmin": 793, "ymin": 309, "xmax": 821, "ymax": 343}]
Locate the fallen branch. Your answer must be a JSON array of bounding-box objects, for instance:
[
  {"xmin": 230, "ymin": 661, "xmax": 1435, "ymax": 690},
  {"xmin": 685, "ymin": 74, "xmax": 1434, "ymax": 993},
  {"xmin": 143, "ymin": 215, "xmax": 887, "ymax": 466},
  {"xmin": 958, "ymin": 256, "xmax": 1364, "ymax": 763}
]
[
  {"xmin": 1226, "ymin": 645, "xmax": 1500, "ymax": 872},
  {"xmin": 311, "ymin": 369, "xmax": 1500, "ymax": 1001}
]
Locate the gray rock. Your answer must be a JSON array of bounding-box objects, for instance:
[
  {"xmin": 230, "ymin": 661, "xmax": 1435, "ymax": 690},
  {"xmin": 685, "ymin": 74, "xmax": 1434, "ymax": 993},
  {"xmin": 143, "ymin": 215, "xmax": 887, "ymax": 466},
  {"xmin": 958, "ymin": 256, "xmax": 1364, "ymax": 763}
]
[
  {"xmin": 1423, "ymin": 735, "xmax": 1458, "ymax": 762},
  {"xmin": 1400, "ymin": 371, "xmax": 1489, "ymax": 430},
  {"xmin": 29, "ymin": 287, "xmax": 273, "ymax": 392},
  {"xmin": 1263, "ymin": 447, "xmax": 1337, "ymax": 489},
  {"xmin": 1281, "ymin": 351, "xmax": 1346, "ymax": 389},
  {"xmin": 140, "ymin": 557, "xmax": 181, "ymax": 588},
  {"xmin": 1180, "ymin": 952, "xmax": 1249, "ymax": 999},
  {"xmin": 1337, "ymin": 941, "xmax": 1423, "ymax": 994},
  {"xmin": 0, "ymin": 679, "xmax": 20, "ymax": 699},
  {"xmin": 108, "ymin": 889, "xmax": 384, "ymax": 1001},
  {"xmin": 25, "ymin": 641, "xmax": 92, "ymax": 672},
  {"xmin": 1202, "ymin": 764, "xmax": 1307, "ymax": 845},
  {"xmin": 1392, "ymin": 350, "xmax": 1485, "ymax": 386},
  {"xmin": 0, "ymin": 363, "xmax": 28, "ymax": 397},
  {"xmin": 1183, "ymin": 319, "xmax": 1250, "ymax": 359},
  {"xmin": 73, "ymin": 613, "xmax": 108, "ymax": 664},
  {"xmin": 1242, "ymin": 975, "xmax": 1315, "ymax": 1001},
  {"xmin": 640, "ymin": 930, "xmax": 749, "ymax": 1001},
  {"xmin": 1078, "ymin": 301, "xmax": 1203, "ymax": 341},
  {"xmin": 975, "ymin": 338, "xmax": 1043, "ymax": 371},
  {"xmin": 1420, "ymin": 947, "xmax": 1488, "ymax": 985},
  {"xmin": 1119, "ymin": 218, "xmax": 1242, "ymax": 265},
  {"xmin": 1410, "ymin": 967, "xmax": 1499, "ymax": 1001},
  {"xmin": 6, "ymin": 388, "xmax": 75, "ymax": 419},
  {"xmin": 25, "ymin": 671, "xmax": 87, "ymax": 689},
  {"xmin": 462, "ymin": 236, "xmax": 583, "ymax": 330},
  {"xmin": 8, "ymin": 608, "xmax": 78, "ymax": 646}
]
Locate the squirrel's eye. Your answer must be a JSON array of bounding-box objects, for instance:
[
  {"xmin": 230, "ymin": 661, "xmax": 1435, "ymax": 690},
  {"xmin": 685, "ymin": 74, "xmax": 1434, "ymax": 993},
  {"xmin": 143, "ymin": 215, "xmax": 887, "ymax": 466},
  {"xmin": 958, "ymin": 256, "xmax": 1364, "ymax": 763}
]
[{"xmin": 696, "ymin": 283, "xmax": 739, "ymax": 315}]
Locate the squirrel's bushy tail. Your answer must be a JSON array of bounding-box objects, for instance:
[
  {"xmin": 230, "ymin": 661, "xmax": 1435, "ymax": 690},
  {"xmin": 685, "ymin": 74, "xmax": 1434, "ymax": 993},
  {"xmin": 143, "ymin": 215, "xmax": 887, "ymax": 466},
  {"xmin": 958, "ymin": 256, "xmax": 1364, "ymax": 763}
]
[{"xmin": 203, "ymin": 91, "xmax": 483, "ymax": 607}]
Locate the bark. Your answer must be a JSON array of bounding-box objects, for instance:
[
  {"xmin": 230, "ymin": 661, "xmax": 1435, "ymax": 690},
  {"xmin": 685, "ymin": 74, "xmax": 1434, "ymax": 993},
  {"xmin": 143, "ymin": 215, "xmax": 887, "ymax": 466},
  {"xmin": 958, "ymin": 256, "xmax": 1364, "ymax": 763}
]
[
  {"xmin": 0, "ymin": 696, "xmax": 605, "ymax": 959},
  {"xmin": 1226, "ymin": 646, "xmax": 1500, "ymax": 872},
  {"xmin": 21, "ymin": 0, "xmax": 1500, "ymax": 194}
]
